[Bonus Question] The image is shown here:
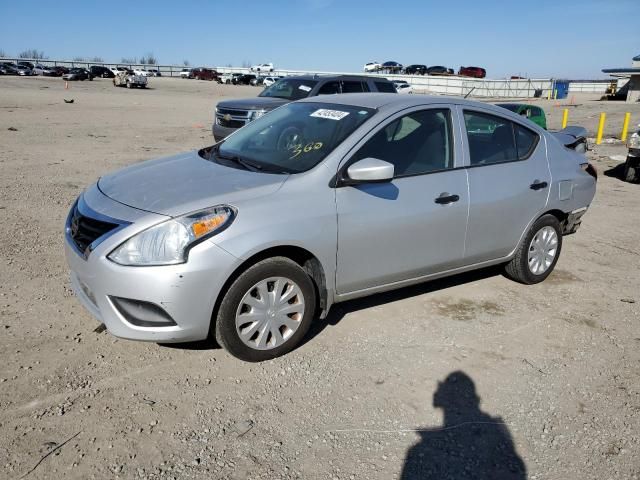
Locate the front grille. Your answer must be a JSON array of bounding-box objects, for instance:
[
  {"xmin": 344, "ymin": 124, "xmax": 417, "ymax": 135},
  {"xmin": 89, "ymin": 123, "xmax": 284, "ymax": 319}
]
[
  {"xmin": 217, "ymin": 107, "xmax": 249, "ymax": 117},
  {"xmin": 69, "ymin": 204, "xmax": 119, "ymax": 254},
  {"xmin": 217, "ymin": 117, "xmax": 246, "ymax": 128}
]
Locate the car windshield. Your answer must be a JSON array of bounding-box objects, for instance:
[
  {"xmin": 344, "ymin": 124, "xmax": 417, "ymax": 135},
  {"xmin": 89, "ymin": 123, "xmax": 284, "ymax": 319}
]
[
  {"xmin": 259, "ymin": 79, "xmax": 318, "ymax": 100},
  {"xmin": 203, "ymin": 102, "xmax": 375, "ymax": 174}
]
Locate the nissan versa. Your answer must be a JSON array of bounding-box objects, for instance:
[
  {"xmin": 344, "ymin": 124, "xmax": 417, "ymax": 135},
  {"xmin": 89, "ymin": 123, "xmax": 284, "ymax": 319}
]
[{"xmin": 65, "ymin": 94, "xmax": 596, "ymax": 362}]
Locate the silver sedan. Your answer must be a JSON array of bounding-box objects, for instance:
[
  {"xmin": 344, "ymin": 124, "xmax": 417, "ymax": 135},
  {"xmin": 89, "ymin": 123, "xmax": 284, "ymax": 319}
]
[{"xmin": 65, "ymin": 94, "xmax": 596, "ymax": 361}]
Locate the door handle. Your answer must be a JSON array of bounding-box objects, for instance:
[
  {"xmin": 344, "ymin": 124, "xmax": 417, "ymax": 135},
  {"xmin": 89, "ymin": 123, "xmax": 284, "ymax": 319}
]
[
  {"xmin": 530, "ymin": 180, "xmax": 548, "ymax": 191},
  {"xmin": 434, "ymin": 193, "xmax": 460, "ymax": 205}
]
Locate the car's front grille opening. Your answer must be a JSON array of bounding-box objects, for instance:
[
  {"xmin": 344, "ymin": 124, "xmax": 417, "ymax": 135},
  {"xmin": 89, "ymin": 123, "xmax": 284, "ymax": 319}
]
[
  {"xmin": 216, "ymin": 108, "xmax": 248, "ymax": 117},
  {"xmin": 69, "ymin": 204, "xmax": 119, "ymax": 254},
  {"xmin": 110, "ymin": 296, "xmax": 177, "ymax": 327},
  {"xmin": 217, "ymin": 116, "xmax": 246, "ymax": 128}
]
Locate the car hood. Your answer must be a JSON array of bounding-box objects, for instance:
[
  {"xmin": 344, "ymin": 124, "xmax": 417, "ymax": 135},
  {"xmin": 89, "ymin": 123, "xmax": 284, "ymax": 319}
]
[
  {"xmin": 216, "ymin": 97, "xmax": 290, "ymax": 111},
  {"xmin": 97, "ymin": 150, "xmax": 287, "ymax": 217}
]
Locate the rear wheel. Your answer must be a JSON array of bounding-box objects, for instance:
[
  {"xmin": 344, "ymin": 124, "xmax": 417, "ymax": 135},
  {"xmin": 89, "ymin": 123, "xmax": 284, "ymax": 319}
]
[
  {"xmin": 215, "ymin": 257, "xmax": 316, "ymax": 362},
  {"xmin": 504, "ymin": 214, "xmax": 562, "ymax": 284}
]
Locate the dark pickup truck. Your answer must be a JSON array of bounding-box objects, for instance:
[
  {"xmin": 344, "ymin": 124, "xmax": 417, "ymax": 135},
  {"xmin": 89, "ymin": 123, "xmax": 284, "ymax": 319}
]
[{"xmin": 212, "ymin": 74, "xmax": 396, "ymax": 141}]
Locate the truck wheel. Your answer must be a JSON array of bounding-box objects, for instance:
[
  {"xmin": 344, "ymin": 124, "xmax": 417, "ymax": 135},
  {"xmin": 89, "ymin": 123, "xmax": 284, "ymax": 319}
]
[
  {"xmin": 214, "ymin": 257, "xmax": 316, "ymax": 362},
  {"xmin": 624, "ymin": 157, "xmax": 638, "ymax": 183},
  {"xmin": 504, "ymin": 214, "xmax": 562, "ymax": 284}
]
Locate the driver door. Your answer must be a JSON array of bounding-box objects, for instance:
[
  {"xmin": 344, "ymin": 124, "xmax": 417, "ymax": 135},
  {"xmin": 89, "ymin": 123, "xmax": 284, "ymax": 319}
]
[{"xmin": 335, "ymin": 106, "xmax": 469, "ymax": 294}]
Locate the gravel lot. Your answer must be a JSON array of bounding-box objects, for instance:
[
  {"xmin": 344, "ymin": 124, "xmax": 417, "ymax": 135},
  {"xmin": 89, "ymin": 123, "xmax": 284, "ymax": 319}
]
[{"xmin": 0, "ymin": 76, "xmax": 639, "ymax": 479}]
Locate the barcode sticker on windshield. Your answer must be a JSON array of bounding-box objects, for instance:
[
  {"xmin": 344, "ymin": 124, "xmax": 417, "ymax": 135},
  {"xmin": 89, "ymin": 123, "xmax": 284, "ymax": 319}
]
[
  {"xmin": 298, "ymin": 85, "xmax": 312, "ymax": 92},
  {"xmin": 310, "ymin": 109, "xmax": 350, "ymax": 121}
]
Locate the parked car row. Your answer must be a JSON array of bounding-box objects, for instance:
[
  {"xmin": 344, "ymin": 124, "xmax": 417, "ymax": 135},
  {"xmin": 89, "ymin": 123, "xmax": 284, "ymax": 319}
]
[
  {"xmin": 364, "ymin": 61, "xmax": 486, "ymax": 78},
  {"xmin": 0, "ymin": 61, "xmax": 44, "ymax": 76},
  {"xmin": 0, "ymin": 61, "xmax": 163, "ymax": 80}
]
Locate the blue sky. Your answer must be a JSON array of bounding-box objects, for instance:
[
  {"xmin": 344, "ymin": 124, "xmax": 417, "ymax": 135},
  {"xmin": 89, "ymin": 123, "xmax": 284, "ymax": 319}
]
[{"xmin": 1, "ymin": 0, "xmax": 638, "ymax": 78}]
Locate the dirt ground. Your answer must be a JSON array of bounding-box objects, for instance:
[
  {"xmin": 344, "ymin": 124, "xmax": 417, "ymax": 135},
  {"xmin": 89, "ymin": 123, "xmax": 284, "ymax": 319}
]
[{"xmin": 0, "ymin": 76, "xmax": 639, "ymax": 480}]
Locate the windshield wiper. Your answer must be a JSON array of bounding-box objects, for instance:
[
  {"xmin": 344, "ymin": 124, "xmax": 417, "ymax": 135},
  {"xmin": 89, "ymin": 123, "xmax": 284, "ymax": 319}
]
[
  {"xmin": 226, "ymin": 156, "xmax": 263, "ymax": 172},
  {"xmin": 214, "ymin": 146, "xmax": 263, "ymax": 172},
  {"xmin": 211, "ymin": 143, "xmax": 291, "ymax": 174}
]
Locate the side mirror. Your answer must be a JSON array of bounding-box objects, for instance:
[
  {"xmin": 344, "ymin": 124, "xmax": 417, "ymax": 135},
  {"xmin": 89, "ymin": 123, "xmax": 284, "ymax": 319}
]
[{"xmin": 345, "ymin": 158, "xmax": 394, "ymax": 184}]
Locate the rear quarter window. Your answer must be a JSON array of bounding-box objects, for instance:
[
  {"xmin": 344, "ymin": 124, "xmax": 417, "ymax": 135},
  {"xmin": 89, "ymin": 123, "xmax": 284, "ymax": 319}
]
[{"xmin": 515, "ymin": 124, "xmax": 539, "ymax": 159}]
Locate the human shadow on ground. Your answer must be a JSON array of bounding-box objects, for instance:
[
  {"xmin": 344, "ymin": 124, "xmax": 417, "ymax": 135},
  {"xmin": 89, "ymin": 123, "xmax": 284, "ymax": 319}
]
[{"xmin": 400, "ymin": 371, "xmax": 527, "ymax": 480}]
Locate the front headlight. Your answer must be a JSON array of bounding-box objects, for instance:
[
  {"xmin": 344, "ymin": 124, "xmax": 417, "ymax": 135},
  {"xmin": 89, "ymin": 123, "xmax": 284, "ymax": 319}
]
[
  {"xmin": 628, "ymin": 132, "xmax": 640, "ymax": 149},
  {"xmin": 249, "ymin": 110, "xmax": 267, "ymax": 121},
  {"xmin": 108, "ymin": 205, "xmax": 235, "ymax": 266}
]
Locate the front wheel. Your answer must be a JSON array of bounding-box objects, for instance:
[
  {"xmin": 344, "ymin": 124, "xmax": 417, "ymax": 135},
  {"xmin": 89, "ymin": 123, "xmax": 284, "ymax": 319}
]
[
  {"xmin": 504, "ymin": 215, "xmax": 562, "ymax": 284},
  {"xmin": 215, "ymin": 257, "xmax": 317, "ymax": 362}
]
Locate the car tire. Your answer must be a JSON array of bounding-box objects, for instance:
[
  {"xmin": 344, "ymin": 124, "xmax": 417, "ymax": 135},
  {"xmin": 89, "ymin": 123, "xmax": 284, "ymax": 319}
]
[
  {"xmin": 624, "ymin": 157, "xmax": 638, "ymax": 183},
  {"xmin": 214, "ymin": 257, "xmax": 317, "ymax": 362},
  {"xmin": 504, "ymin": 214, "xmax": 563, "ymax": 285}
]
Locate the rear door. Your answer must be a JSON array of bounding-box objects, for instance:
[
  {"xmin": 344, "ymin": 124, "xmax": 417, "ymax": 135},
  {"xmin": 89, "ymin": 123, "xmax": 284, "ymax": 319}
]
[
  {"xmin": 335, "ymin": 106, "xmax": 469, "ymax": 294},
  {"xmin": 461, "ymin": 107, "xmax": 549, "ymax": 263}
]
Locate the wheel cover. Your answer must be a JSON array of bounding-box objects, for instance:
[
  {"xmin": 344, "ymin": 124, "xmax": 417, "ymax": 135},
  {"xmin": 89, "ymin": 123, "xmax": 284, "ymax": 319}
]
[
  {"xmin": 235, "ymin": 277, "xmax": 305, "ymax": 351},
  {"xmin": 527, "ymin": 226, "xmax": 558, "ymax": 275}
]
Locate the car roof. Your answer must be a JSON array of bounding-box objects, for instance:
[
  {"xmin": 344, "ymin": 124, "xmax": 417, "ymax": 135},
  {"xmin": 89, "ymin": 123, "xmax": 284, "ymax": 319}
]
[
  {"xmin": 284, "ymin": 74, "xmax": 391, "ymax": 82},
  {"xmin": 296, "ymin": 93, "xmax": 536, "ymax": 119}
]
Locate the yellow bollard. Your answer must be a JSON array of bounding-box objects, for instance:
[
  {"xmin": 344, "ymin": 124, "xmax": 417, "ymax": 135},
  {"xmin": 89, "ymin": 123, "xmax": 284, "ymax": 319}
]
[
  {"xmin": 553, "ymin": 89, "xmax": 558, "ymax": 100},
  {"xmin": 596, "ymin": 113, "xmax": 606, "ymax": 145},
  {"xmin": 547, "ymin": 89, "xmax": 551, "ymax": 100},
  {"xmin": 621, "ymin": 112, "xmax": 631, "ymax": 141},
  {"xmin": 562, "ymin": 109, "xmax": 569, "ymax": 129}
]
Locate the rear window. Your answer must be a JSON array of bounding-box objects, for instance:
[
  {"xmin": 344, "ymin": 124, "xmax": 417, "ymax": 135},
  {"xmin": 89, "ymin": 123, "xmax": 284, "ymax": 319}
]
[{"xmin": 374, "ymin": 81, "xmax": 396, "ymax": 93}]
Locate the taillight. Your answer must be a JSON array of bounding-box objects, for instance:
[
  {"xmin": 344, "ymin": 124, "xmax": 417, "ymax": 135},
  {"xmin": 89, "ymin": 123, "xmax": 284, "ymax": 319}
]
[{"xmin": 581, "ymin": 162, "xmax": 597, "ymax": 180}]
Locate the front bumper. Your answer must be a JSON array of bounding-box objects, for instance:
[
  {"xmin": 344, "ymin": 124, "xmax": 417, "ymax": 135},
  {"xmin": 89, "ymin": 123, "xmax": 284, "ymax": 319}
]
[
  {"xmin": 212, "ymin": 122, "xmax": 237, "ymax": 142},
  {"xmin": 64, "ymin": 188, "xmax": 241, "ymax": 343}
]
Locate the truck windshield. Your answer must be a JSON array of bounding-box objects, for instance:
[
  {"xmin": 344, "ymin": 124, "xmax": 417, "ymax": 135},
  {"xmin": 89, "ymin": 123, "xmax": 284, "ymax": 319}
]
[
  {"xmin": 259, "ymin": 79, "xmax": 319, "ymax": 101},
  {"xmin": 206, "ymin": 102, "xmax": 375, "ymax": 174}
]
